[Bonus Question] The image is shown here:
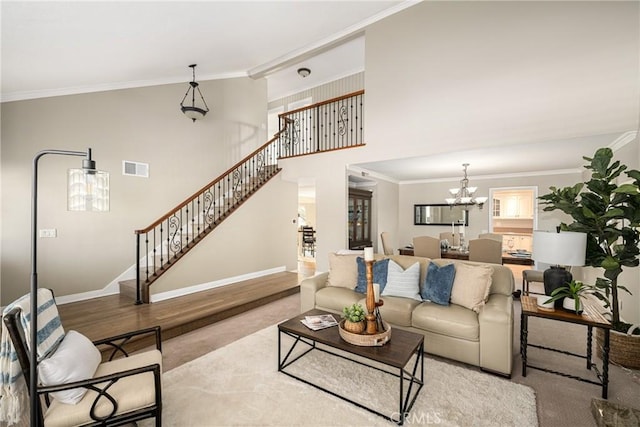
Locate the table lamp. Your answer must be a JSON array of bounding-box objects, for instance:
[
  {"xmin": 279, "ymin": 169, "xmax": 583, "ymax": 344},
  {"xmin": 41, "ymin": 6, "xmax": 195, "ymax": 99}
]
[{"xmin": 531, "ymin": 230, "xmax": 587, "ymax": 306}]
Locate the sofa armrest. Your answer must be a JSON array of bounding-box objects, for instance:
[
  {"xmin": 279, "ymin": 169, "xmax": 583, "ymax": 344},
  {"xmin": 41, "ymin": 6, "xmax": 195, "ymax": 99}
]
[
  {"xmin": 478, "ymin": 293, "xmax": 514, "ymax": 376},
  {"xmin": 300, "ymin": 272, "xmax": 329, "ymax": 312}
]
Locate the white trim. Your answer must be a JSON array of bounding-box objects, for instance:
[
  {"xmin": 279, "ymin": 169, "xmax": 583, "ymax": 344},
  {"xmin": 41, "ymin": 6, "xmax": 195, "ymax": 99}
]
[
  {"xmin": 1, "ymin": 71, "xmax": 246, "ymax": 103},
  {"xmin": 150, "ymin": 266, "xmax": 287, "ymax": 303},
  {"xmin": 399, "ymin": 168, "xmax": 582, "ymax": 185},
  {"xmin": 609, "ymin": 130, "xmax": 637, "ymax": 152},
  {"xmin": 55, "ymin": 266, "xmax": 287, "ymax": 305}
]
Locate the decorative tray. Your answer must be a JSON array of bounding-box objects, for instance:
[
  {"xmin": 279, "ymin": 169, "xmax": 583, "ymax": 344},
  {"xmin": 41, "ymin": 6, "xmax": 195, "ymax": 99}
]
[{"xmin": 338, "ymin": 320, "xmax": 391, "ymax": 347}]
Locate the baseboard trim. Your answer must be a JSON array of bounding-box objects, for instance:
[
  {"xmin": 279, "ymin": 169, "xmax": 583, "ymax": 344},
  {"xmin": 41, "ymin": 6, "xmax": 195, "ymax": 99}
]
[
  {"xmin": 55, "ymin": 266, "xmax": 287, "ymax": 305},
  {"xmin": 149, "ymin": 266, "xmax": 287, "ymax": 303}
]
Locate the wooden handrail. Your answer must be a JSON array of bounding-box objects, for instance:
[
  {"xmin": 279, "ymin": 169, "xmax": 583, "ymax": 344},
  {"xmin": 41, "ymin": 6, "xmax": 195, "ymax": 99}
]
[
  {"xmin": 135, "ymin": 118, "xmax": 293, "ymax": 234},
  {"xmin": 278, "ymin": 90, "xmax": 364, "ymax": 118}
]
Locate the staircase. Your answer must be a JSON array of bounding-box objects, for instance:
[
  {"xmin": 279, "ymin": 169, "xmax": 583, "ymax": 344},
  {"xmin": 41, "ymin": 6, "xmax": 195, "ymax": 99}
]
[{"xmin": 120, "ymin": 90, "xmax": 365, "ymax": 303}]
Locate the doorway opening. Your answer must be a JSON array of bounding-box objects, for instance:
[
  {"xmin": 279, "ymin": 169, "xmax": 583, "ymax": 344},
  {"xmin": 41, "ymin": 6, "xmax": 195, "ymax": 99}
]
[
  {"xmin": 298, "ymin": 180, "xmax": 316, "ymax": 277},
  {"xmin": 489, "ymin": 186, "xmax": 537, "ymax": 253}
]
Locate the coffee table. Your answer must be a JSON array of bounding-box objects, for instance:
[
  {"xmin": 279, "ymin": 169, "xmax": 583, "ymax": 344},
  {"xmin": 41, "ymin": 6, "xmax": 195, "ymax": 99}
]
[{"xmin": 278, "ymin": 309, "xmax": 424, "ymax": 425}]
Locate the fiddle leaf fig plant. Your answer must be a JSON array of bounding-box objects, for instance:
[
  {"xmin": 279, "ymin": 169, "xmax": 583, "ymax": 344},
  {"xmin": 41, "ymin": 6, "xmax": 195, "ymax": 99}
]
[{"xmin": 539, "ymin": 147, "xmax": 640, "ymax": 333}]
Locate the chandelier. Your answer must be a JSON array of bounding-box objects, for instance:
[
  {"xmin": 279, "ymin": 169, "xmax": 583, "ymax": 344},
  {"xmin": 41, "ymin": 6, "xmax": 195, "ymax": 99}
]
[
  {"xmin": 180, "ymin": 64, "xmax": 209, "ymax": 122},
  {"xmin": 445, "ymin": 163, "xmax": 488, "ymax": 208}
]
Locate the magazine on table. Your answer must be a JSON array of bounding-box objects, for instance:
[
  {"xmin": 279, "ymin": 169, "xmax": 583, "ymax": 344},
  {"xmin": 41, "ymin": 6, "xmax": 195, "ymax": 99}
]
[{"xmin": 301, "ymin": 314, "xmax": 338, "ymax": 330}]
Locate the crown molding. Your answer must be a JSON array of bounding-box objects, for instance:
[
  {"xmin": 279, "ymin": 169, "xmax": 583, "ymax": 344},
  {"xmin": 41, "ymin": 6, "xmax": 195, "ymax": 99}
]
[{"xmin": 0, "ymin": 71, "xmax": 247, "ymax": 103}]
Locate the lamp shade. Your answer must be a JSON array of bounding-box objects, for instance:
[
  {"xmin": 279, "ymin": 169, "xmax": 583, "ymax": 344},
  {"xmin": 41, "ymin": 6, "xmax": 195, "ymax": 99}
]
[
  {"xmin": 68, "ymin": 168, "xmax": 110, "ymax": 211},
  {"xmin": 531, "ymin": 230, "xmax": 587, "ymax": 266}
]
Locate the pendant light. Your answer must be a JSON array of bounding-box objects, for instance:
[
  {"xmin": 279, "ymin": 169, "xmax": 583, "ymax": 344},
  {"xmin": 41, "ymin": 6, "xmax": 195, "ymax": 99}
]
[
  {"xmin": 445, "ymin": 163, "xmax": 488, "ymax": 208},
  {"xmin": 180, "ymin": 64, "xmax": 209, "ymax": 122}
]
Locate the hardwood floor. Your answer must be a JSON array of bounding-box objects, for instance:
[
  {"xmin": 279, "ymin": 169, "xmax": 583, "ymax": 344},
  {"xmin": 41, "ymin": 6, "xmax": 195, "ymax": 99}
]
[{"xmin": 57, "ymin": 271, "xmax": 302, "ymax": 352}]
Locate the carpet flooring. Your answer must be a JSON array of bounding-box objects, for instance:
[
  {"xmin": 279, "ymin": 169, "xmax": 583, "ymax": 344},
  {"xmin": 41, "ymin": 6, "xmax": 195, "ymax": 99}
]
[
  {"xmin": 152, "ymin": 293, "xmax": 640, "ymax": 427},
  {"xmin": 140, "ymin": 325, "xmax": 537, "ymax": 426}
]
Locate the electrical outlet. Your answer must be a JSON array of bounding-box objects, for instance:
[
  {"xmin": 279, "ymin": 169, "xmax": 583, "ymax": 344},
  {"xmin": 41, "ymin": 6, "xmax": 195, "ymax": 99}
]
[{"xmin": 39, "ymin": 229, "xmax": 57, "ymax": 238}]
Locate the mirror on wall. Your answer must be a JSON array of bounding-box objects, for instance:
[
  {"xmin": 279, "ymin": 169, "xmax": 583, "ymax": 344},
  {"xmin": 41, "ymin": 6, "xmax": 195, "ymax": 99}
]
[{"xmin": 414, "ymin": 204, "xmax": 469, "ymax": 226}]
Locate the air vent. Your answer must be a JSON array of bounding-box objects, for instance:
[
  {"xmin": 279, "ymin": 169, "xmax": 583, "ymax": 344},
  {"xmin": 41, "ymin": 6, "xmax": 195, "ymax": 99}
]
[{"xmin": 122, "ymin": 161, "xmax": 149, "ymax": 178}]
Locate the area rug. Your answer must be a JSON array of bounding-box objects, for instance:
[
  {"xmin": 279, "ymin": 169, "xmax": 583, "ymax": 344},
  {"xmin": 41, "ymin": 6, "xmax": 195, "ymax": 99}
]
[{"xmin": 139, "ymin": 325, "xmax": 538, "ymax": 426}]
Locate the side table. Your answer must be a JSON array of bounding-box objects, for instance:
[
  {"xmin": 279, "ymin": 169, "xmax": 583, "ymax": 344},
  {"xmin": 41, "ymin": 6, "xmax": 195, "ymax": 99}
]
[{"xmin": 520, "ymin": 295, "xmax": 611, "ymax": 398}]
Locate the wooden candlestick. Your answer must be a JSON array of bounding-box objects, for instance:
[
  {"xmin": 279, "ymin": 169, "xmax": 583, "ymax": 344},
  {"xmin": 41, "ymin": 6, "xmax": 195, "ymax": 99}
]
[{"xmin": 365, "ymin": 260, "xmax": 377, "ymax": 334}]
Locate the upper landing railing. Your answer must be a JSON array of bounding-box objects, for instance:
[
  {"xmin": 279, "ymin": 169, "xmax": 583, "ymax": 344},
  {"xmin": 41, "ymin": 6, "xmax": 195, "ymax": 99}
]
[{"xmin": 278, "ymin": 90, "xmax": 364, "ymax": 158}]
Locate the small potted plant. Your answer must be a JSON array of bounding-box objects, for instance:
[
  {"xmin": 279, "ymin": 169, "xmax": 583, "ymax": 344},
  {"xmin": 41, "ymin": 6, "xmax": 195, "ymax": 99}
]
[
  {"xmin": 342, "ymin": 303, "xmax": 366, "ymax": 334},
  {"xmin": 544, "ymin": 280, "xmax": 595, "ymax": 314}
]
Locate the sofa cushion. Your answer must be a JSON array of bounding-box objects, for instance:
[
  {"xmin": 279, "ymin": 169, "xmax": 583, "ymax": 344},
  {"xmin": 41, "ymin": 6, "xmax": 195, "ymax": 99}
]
[
  {"xmin": 327, "ymin": 253, "xmax": 359, "ymax": 289},
  {"xmin": 450, "ymin": 263, "xmax": 493, "ymax": 313},
  {"xmin": 359, "ymin": 295, "xmax": 422, "ymax": 327},
  {"xmin": 421, "ymin": 262, "xmax": 456, "ymax": 305},
  {"xmin": 381, "ymin": 260, "xmax": 421, "ymax": 301},
  {"xmin": 315, "ymin": 287, "xmax": 363, "ymax": 313},
  {"xmin": 355, "ymin": 258, "xmax": 390, "ymax": 293},
  {"xmin": 412, "ymin": 302, "xmax": 479, "ymax": 341}
]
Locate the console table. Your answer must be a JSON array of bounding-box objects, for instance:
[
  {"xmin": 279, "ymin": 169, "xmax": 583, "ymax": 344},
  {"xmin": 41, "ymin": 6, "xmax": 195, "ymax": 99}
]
[{"xmin": 520, "ymin": 295, "xmax": 611, "ymax": 398}]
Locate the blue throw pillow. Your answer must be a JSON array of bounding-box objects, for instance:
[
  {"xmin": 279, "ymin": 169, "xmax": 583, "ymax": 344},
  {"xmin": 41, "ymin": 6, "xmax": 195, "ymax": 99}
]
[
  {"xmin": 421, "ymin": 262, "xmax": 456, "ymax": 305},
  {"xmin": 355, "ymin": 257, "xmax": 389, "ymax": 294}
]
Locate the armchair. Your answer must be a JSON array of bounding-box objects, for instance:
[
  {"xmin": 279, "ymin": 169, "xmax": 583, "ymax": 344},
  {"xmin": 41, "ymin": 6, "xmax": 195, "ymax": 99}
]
[{"xmin": 1, "ymin": 289, "xmax": 162, "ymax": 426}]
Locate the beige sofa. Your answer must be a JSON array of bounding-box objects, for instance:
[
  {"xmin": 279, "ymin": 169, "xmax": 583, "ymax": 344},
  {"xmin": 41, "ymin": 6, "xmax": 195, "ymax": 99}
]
[{"xmin": 300, "ymin": 254, "xmax": 515, "ymax": 376}]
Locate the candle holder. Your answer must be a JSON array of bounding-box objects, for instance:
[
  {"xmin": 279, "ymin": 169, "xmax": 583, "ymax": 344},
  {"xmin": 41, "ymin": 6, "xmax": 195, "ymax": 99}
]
[{"xmin": 365, "ymin": 260, "xmax": 384, "ymax": 334}]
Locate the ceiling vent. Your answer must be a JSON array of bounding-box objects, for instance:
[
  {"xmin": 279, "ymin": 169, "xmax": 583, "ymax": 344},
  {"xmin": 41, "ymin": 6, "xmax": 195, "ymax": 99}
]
[{"xmin": 122, "ymin": 160, "xmax": 149, "ymax": 178}]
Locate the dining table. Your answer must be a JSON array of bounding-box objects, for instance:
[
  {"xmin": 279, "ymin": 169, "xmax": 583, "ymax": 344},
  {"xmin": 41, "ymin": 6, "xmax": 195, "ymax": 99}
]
[{"xmin": 397, "ymin": 247, "xmax": 534, "ymax": 266}]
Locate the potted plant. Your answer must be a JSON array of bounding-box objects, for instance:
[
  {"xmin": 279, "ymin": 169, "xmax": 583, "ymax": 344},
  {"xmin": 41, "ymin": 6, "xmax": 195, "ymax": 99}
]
[
  {"xmin": 539, "ymin": 147, "xmax": 640, "ymax": 368},
  {"xmin": 544, "ymin": 280, "xmax": 594, "ymax": 314},
  {"xmin": 342, "ymin": 303, "xmax": 366, "ymax": 334}
]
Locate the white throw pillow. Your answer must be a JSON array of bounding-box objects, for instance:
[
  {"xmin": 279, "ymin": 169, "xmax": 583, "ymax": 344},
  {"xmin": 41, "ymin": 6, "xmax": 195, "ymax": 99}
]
[
  {"xmin": 450, "ymin": 263, "xmax": 493, "ymax": 313},
  {"xmin": 381, "ymin": 260, "xmax": 422, "ymax": 301},
  {"xmin": 38, "ymin": 330, "xmax": 102, "ymax": 405}
]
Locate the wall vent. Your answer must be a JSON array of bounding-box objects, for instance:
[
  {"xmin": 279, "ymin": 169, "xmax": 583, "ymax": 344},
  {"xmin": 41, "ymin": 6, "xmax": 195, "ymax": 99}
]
[{"xmin": 122, "ymin": 161, "xmax": 149, "ymax": 178}]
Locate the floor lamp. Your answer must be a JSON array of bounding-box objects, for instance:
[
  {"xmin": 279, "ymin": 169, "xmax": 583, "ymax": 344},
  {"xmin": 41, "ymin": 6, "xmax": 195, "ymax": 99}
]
[{"xmin": 30, "ymin": 149, "xmax": 108, "ymax": 426}]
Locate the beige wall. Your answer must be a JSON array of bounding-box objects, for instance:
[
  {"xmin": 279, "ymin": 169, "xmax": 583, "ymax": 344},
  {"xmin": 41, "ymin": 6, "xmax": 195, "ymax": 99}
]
[
  {"xmin": 1, "ymin": 77, "xmax": 299, "ymax": 305},
  {"xmin": 281, "ymin": 1, "xmax": 639, "ymax": 322}
]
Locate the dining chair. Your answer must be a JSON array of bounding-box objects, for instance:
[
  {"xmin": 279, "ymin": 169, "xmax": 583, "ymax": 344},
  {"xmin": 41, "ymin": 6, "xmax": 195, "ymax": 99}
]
[
  {"xmin": 478, "ymin": 232, "xmax": 503, "ymax": 243},
  {"xmin": 468, "ymin": 238, "xmax": 503, "ymax": 264},
  {"xmin": 1, "ymin": 288, "xmax": 163, "ymax": 427},
  {"xmin": 380, "ymin": 231, "xmax": 394, "ymax": 255},
  {"xmin": 301, "ymin": 226, "xmax": 316, "ymax": 257},
  {"xmin": 412, "ymin": 236, "xmax": 441, "ymax": 259}
]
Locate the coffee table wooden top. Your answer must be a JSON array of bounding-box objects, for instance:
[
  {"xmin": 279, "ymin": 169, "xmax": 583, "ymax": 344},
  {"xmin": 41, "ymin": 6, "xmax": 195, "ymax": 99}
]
[
  {"xmin": 521, "ymin": 296, "xmax": 611, "ymax": 329},
  {"xmin": 278, "ymin": 309, "xmax": 424, "ymax": 369}
]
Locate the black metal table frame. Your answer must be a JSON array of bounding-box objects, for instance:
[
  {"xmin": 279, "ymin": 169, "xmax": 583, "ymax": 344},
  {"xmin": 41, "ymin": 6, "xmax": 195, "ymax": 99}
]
[
  {"xmin": 520, "ymin": 312, "xmax": 610, "ymax": 398},
  {"xmin": 278, "ymin": 329, "xmax": 424, "ymax": 425}
]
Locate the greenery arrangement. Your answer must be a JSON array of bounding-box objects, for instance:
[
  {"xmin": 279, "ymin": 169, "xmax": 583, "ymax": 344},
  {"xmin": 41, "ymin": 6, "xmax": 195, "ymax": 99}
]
[
  {"xmin": 539, "ymin": 147, "xmax": 640, "ymax": 333},
  {"xmin": 342, "ymin": 303, "xmax": 366, "ymax": 323},
  {"xmin": 544, "ymin": 280, "xmax": 593, "ymax": 313}
]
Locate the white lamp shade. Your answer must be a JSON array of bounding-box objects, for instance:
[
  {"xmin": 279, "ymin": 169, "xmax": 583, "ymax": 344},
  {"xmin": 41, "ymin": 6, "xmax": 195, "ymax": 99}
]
[
  {"xmin": 68, "ymin": 169, "xmax": 110, "ymax": 212},
  {"xmin": 531, "ymin": 230, "xmax": 587, "ymax": 266},
  {"xmin": 475, "ymin": 196, "xmax": 488, "ymax": 204}
]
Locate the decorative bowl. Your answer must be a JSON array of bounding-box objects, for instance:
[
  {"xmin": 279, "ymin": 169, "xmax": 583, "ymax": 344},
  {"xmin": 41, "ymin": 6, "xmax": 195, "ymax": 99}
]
[{"xmin": 338, "ymin": 320, "xmax": 391, "ymax": 347}]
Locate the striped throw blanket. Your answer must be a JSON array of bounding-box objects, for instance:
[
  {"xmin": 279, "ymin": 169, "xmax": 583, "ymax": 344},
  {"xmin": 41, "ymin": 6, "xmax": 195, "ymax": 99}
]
[{"xmin": 0, "ymin": 288, "xmax": 65, "ymax": 425}]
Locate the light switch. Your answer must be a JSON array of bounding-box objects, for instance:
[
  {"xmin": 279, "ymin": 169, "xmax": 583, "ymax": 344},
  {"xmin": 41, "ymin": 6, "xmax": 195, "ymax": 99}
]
[{"xmin": 39, "ymin": 229, "xmax": 57, "ymax": 238}]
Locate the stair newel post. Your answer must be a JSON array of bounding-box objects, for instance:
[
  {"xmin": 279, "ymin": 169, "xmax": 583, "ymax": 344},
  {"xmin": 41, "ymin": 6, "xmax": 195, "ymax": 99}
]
[
  {"xmin": 364, "ymin": 247, "xmax": 377, "ymax": 334},
  {"xmin": 135, "ymin": 232, "xmax": 142, "ymax": 305}
]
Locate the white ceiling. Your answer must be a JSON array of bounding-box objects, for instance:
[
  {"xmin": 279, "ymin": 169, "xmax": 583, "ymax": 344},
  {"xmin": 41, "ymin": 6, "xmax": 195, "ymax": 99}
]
[
  {"xmin": 2, "ymin": 1, "xmax": 637, "ymax": 184},
  {"xmin": 0, "ymin": 1, "xmax": 406, "ymax": 102}
]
